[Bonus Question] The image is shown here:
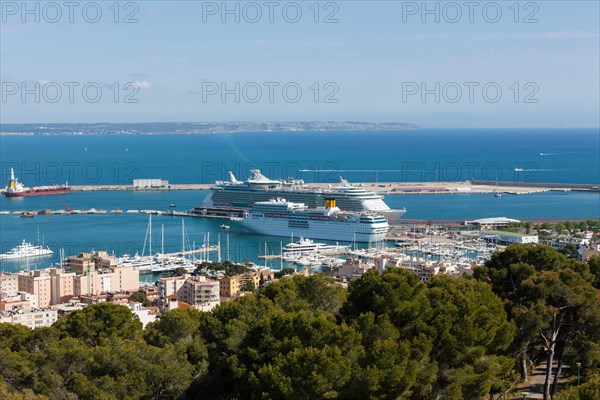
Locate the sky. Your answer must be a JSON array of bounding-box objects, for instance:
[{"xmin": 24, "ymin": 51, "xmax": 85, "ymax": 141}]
[{"xmin": 0, "ymin": 0, "xmax": 599, "ymax": 127}]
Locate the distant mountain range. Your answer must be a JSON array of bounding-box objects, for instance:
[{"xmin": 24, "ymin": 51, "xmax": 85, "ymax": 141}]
[{"xmin": 0, "ymin": 122, "xmax": 419, "ymax": 136}]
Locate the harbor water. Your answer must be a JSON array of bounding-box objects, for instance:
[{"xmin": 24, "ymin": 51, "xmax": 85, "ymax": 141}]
[{"xmin": 0, "ymin": 129, "xmax": 598, "ymax": 274}]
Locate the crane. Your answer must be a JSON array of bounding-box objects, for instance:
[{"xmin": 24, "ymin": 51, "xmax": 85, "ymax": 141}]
[{"xmin": 57, "ymin": 195, "xmax": 72, "ymax": 212}]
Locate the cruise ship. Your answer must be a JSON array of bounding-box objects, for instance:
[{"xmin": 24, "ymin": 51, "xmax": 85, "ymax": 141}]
[
  {"xmin": 211, "ymin": 170, "xmax": 405, "ymax": 215},
  {"xmin": 240, "ymin": 198, "xmax": 389, "ymax": 243},
  {"xmin": 0, "ymin": 240, "xmax": 53, "ymax": 261}
]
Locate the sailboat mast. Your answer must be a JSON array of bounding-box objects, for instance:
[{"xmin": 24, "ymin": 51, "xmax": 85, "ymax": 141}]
[
  {"xmin": 207, "ymin": 232, "xmax": 210, "ymax": 263},
  {"xmin": 217, "ymin": 233, "xmax": 222, "ymax": 263},
  {"xmin": 149, "ymin": 215, "xmax": 152, "ymax": 256},
  {"xmin": 181, "ymin": 218, "xmax": 185, "ymax": 253},
  {"xmin": 226, "ymin": 234, "xmax": 230, "ymax": 262}
]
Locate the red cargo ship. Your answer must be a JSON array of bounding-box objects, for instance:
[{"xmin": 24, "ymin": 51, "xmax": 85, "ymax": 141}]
[{"xmin": 2, "ymin": 168, "xmax": 70, "ymax": 197}]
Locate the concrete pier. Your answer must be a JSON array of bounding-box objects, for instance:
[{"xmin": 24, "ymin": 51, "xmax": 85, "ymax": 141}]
[{"xmin": 67, "ymin": 181, "xmax": 598, "ymax": 195}]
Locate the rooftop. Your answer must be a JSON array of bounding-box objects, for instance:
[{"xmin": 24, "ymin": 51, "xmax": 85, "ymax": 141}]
[
  {"xmin": 482, "ymin": 230, "xmax": 536, "ymax": 238},
  {"xmin": 471, "ymin": 217, "xmax": 521, "ymax": 224}
]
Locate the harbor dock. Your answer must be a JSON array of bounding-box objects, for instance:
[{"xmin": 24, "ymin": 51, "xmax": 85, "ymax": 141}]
[{"xmin": 65, "ymin": 180, "xmax": 599, "ymax": 195}]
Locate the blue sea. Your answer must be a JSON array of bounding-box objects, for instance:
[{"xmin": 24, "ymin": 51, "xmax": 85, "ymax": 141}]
[
  {"xmin": 1, "ymin": 128, "xmax": 599, "ymax": 185},
  {"xmin": 0, "ymin": 129, "xmax": 598, "ymax": 273}
]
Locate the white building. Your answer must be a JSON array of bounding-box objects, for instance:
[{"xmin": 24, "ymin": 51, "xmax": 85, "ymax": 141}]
[
  {"xmin": 157, "ymin": 274, "xmax": 220, "ymax": 312},
  {"xmin": 133, "ymin": 179, "xmax": 167, "ymax": 189},
  {"xmin": 466, "ymin": 217, "xmax": 521, "ymax": 230},
  {"xmin": 480, "ymin": 230, "xmax": 539, "ymax": 244},
  {"xmin": 0, "ymin": 308, "xmax": 58, "ymax": 329},
  {"xmin": 0, "ymin": 272, "xmax": 19, "ymax": 296},
  {"xmin": 129, "ymin": 302, "xmax": 157, "ymax": 328}
]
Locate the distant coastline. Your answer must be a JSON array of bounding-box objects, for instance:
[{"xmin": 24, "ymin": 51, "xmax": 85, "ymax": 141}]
[{"xmin": 0, "ymin": 121, "xmax": 419, "ymax": 136}]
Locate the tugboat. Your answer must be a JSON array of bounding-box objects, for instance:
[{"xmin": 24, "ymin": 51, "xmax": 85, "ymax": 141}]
[{"xmin": 2, "ymin": 168, "xmax": 70, "ymax": 197}]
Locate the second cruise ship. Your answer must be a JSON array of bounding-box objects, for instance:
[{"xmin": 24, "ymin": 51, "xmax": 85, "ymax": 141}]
[
  {"xmin": 210, "ymin": 169, "xmax": 405, "ymax": 215},
  {"xmin": 240, "ymin": 198, "xmax": 389, "ymax": 243}
]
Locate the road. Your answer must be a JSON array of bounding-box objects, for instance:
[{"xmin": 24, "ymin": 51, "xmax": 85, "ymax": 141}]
[{"xmin": 514, "ymin": 362, "xmax": 570, "ymax": 399}]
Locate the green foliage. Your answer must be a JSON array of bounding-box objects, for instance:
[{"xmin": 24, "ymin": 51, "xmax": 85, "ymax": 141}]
[
  {"xmin": 240, "ymin": 278, "xmax": 255, "ymax": 292},
  {"xmin": 554, "ymin": 373, "xmax": 600, "ymax": 400},
  {"xmin": 145, "ymin": 308, "xmax": 201, "ymax": 346},
  {"xmin": 52, "ymin": 303, "xmax": 143, "ymax": 346},
  {"xmin": 558, "ymin": 243, "xmax": 580, "ymax": 259},
  {"xmin": 0, "ymin": 377, "xmax": 48, "ymax": 400},
  {"xmin": 261, "ymin": 274, "xmax": 347, "ymax": 314},
  {"xmin": 2, "ymin": 245, "xmax": 599, "ymax": 400},
  {"xmin": 170, "ymin": 266, "xmax": 188, "ymax": 277},
  {"xmin": 476, "ymin": 244, "xmax": 568, "ymax": 302},
  {"xmin": 424, "ymin": 276, "xmax": 517, "ymax": 398},
  {"xmin": 588, "ymin": 255, "xmax": 600, "ymax": 289},
  {"xmin": 129, "ymin": 291, "xmax": 151, "ymax": 307},
  {"xmin": 274, "ymin": 267, "xmax": 296, "ymax": 278},
  {"xmin": 477, "ymin": 243, "xmax": 600, "ymax": 398},
  {"xmin": 194, "ymin": 260, "xmax": 253, "ymax": 277}
]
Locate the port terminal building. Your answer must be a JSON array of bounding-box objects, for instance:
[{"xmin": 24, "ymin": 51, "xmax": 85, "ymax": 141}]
[
  {"xmin": 133, "ymin": 179, "xmax": 169, "ymax": 190},
  {"xmin": 465, "ymin": 217, "xmax": 521, "ymax": 231},
  {"xmin": 479, "ymin": 230, "xmax": 539, "ymax": 245}
]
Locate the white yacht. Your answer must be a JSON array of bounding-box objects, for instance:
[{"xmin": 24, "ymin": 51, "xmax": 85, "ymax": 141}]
[
  {"xmin": 282, "ymin": 237, "xmax": 349, "ymax": 257},
  {"xmin": 0, "ymin": 240, "xmax": 53, "ymax": 261}
]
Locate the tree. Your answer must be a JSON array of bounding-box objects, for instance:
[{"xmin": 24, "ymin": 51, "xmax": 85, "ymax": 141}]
[
  {"xmin": 553, "ymin": 373, "xmax": 600, "ymax": 400},
  {"xmin": 52, "ymin": 303, "xmax": 143, "ymax": 346},
  {"xmin": 170, "ymin": 267, "xmax": 188, "ymax": 277},
  {"xmin": 129, "ymin": 291, "xmax": 151, "ymax": 307},
  {"xmin": 424, "ymin": 276, "xmax": 516, "ymax": 399},
  {"xmin": 0, "ymin": 377, "xmax": 48, "ymax": 400},
  {"xmin": 261, "ymin": 274, "xmax": 347, "ymax": 314},
  {"xmin": 240, "ymin": 278, "xmax": 255, "ymax": 292},
  {"xmin": 477, "ymin": 243, "xmax": 600, "ymax": 393},
  {"xmin": 517, "ymin": 269, "xmax": 600, "ymax": 399},
  {"xmin": 588, "ymin": 255, "xmax": 600, "ymax": 289},
  {"xmin": 145, "ymin": 308, "xmax": 202, "ymax": 345},
  {"xmin": 558, "ymin": 243, "xmax": 579, "ymax": 259},
  {"xmin": 343, "ymin": 268, "xmax": 432, "ymax": 339},
  {"xmin": 275, "ymin": 267, "xmax": 295, "ymax": 278},
  {"xmin": 475, "ymin": 244, "xmax": 567, "ymax": 304}
]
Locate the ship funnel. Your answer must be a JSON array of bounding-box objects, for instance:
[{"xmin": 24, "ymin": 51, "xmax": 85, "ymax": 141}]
[{"xmin": 9, "ymin": 168, "xmax": 15, "ymax": 189}]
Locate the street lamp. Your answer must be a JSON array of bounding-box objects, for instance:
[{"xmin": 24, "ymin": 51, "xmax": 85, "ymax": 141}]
[{"xmin": 577, "ymin": 362, "xmax": 582, "ymax": 387}]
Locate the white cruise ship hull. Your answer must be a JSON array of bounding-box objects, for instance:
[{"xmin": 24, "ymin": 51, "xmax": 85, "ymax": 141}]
[{"xmin": 240, "ymin": 217, "xmax": 388, "ymax": 243}]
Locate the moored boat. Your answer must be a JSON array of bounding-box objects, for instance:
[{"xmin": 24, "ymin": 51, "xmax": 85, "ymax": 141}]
[
  {"xmin": 0, "ymin": 240, "xmax": 53, "ymax": 261},
  {"xmin": 2, "ymin": 168, "xmax": 70, "ymax": 197},
  {"xmin": 240, "ymin": 198, "xmax": 389, "ymax": 243}
]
